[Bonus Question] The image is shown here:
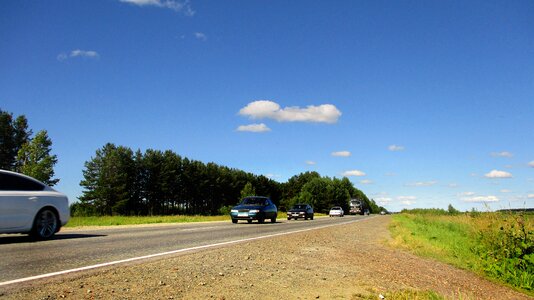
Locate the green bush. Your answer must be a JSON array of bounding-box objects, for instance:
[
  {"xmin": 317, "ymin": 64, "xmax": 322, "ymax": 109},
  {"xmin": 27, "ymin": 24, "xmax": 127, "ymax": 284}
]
[{"xmin": 475, "ymin": 213, "xmax": 534, "ymax": 290}]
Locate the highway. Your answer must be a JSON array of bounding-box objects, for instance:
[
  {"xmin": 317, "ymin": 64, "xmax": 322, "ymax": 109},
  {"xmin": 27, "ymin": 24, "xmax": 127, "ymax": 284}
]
[{"xmin": 0, "ymin": 215, "xmax": 372, "ymax": 285}]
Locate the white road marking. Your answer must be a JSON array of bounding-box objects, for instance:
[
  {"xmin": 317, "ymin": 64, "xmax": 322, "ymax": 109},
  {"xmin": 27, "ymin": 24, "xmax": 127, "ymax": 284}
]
[{"xmin": 0, "ymin": 216, "xmax": 376, "ymax": 287}]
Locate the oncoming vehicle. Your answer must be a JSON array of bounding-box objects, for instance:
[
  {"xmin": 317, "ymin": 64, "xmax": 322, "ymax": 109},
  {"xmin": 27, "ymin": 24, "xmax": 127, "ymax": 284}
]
[
  {"xmin": 0, "ymin": 170, "xmax": 70, "ymax": 239},
  {"xmin": 329, "ymin": 206, "xmax": 344, "ymax": 217},
  {"xmin": 230, "ymin": 196, "xmax": 277, "ymax": 223},
  {"xmin": 287, "ymin": 203, "xmax": 314, "ymax": 220}
]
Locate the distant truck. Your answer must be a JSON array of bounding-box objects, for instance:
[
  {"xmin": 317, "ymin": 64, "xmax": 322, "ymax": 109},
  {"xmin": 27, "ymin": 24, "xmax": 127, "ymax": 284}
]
[{"xmin": 349, "ymin": 199, "xmax": 369, "ymax": 215}]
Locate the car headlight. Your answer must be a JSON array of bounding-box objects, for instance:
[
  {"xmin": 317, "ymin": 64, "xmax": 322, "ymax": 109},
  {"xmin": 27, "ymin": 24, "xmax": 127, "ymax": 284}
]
[
  {"xmin": 249, "ymin": 209, "xmax": 260, "ymax": 213},
  {"xmin": 231, "ymin": 209, "xmax": 238, "ymax": 213}
]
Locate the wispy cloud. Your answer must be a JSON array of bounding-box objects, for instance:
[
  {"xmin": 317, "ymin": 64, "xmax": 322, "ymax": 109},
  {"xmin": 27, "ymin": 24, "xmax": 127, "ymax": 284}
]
[
  {"xmin": 57, "ymin": 49, "xmax": 99, "ymax": 61},
  {"xmin": 194, "ymin": 32, "xmax": 207, "ymax": 41},
  {"xmin": 529, "ymin": 161, "xmax": 534, "ymax": 168},
  {"xmin": 463, "ymin": 195, "xmax": 499, "ymax": 203},
  {"xmin": 376, "ymin": 197, "xmax": 392, "ymax": 205},
  {"xmin": 119, "ymin": 0, "xmax": 195, "ymax": 15},
  {"xmin": 484, "ymin": 170, "xmax": 513, "ymax": 179},
  {"xmin": 399, "ymin": 197, "xmax": 416, "ymax": 205},
  {"xmin": 405, "ymin": 181, "xmax": 437, "ymax": 187},
  {"xmin": 236, "ymin": 123, "xmax": 271, "ymax": 133},
  {"xmin": 342, "ymin": 170, "xmax": 366, "ymax": 177},
  {"xmin": 500, "ymin": 189, "xmax": 512, "ymax": 193},
  {"xmin": 331, "ymin": 151, "xmax": 351, "ymax": 157},
  {"xmin": 388, "ymin": 144, "xmax": 404, "ymax": 151},
  {"xmin": 305, "ymin": 161, "xmax": 316, "ymax": 165},
  {"xmin": 460, "ymin": 191, "xmax": 476, "ymax": 196},
  {"xmin": 528, "ymin": 194, "xmax": 534, "ymax": 199},
  {"xmin": 491, "ymin": 151, "xmax": 513, "ymax": 158},
  {"xmin": 360, "ymin": 179, "xmax": 373, "ymax": 185},
  {"xmin": 239, "ymin": 100, "xmax": 341, "ymax": 124}
]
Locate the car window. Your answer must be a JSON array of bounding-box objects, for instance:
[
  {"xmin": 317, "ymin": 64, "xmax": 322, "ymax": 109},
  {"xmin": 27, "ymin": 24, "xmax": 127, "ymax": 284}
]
[
  {"xmin": 0, "ymin": 173, "xmax": 45, "ymax": 191},
  {"xmin": 242, "ymin": 198, "xmax": 266, "ymax": 206}
]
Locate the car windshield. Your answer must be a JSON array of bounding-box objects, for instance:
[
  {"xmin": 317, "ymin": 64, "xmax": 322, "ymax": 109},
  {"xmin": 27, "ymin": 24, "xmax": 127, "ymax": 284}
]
[
  {"xmin": 241, "ymin": 198, "xmax": 266, "ymax": 206},
  {"xmin": 331, "ymin": 207, "xmax": 341, "ymax": 210},
  {"xmin": 292, "ymin": 205, "xmax": 306, "ymax": 209}
]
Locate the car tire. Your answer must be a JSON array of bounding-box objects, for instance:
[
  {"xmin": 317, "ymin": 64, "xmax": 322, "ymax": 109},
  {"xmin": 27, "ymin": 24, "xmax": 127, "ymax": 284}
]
[
  {"xmin": 287, "ymin": 217, "xmax": 291, "ymax": 220},
  {"xmin": 232, "ymin": 218, "xmax": 238, "ymax": 223},
  {"xmin": 271, "ymin": 217, "xmax": 276, "ymax": 223},
  {"xmin": 258, "ymin": 218, "xmax": 265, "ymax": 224},
  {"xmin": 31, "ymin": 208, "xmax": 58, "ymax": 239},
  {"xmin": 247, "ymin": 220, "xmax": 252, "ymax": 224},
  {"xmin": 311, "ymin": 215, "xmax": 314, "ymax": 220}
]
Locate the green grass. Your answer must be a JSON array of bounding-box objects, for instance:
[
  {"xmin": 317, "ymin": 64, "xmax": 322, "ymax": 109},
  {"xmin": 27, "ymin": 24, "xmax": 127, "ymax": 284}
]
[
  {"xmin": 65, "ymin": 215, "xmax": 230, "ymax": 227},
  {"xmin": 389, "ymin": 212, "xmax": 533, "ymax": 295},
  {"xmin": 66, "ymin": 213, "xmax": 329, "ymax": 227}
]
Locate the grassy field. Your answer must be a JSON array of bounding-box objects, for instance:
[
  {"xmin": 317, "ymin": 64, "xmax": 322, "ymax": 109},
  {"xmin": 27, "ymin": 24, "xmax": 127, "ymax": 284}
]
[
  {"xmin": 389, "ymin": 211, "xmax": 533, "ymax": 295},
  {"xmin": 66, "ymin": 212, "xmax": 328, "ymax": 227}
]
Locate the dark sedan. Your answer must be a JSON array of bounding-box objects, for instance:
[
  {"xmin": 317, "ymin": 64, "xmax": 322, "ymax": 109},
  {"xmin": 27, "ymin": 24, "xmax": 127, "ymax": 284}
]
[
  {"xmin": 287, "ymin": 203, "xmax": 314, "ymax": 220},
  {"xmin": 230, "ymin": 196, "xmax": 278, "ymax": 223}
]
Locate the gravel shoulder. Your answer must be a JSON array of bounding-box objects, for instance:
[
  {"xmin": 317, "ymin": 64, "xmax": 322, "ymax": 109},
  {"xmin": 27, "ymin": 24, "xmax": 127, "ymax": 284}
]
[{"xmin": 1, "ymin": 216, "xmax": 530, "ymax": 299}]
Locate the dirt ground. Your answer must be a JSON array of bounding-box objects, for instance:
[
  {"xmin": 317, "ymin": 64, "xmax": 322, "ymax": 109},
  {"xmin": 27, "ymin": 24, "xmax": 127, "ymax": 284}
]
[{"xmin": 0, "ymin": 216, "xmax": 530, "ymax": 300}]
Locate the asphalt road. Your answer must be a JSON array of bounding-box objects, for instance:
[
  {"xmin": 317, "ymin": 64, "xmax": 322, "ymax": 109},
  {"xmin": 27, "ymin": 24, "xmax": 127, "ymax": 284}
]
[{"xmin": 0, "ymin": 215, "xmax": 371, "ymax": 285}]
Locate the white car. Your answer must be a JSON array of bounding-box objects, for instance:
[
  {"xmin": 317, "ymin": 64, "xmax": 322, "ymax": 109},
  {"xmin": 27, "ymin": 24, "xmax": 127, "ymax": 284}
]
[
  {"xmin": 0, "ymin": 170, "xmax": 70, "ymax": 239},
  {"xmin": 329, "ymin": 206, "xmax": 344, "ymax": 217}
]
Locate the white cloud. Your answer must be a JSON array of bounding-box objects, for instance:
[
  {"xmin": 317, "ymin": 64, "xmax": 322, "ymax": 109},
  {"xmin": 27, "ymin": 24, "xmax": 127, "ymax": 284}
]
[
  {"xmin": 397, "ymin": 196, "xmax": 417, "ymax": 201},
  {"xmin": 236, "ymin": 123, "xmax": 271, "ymax": 133},
  {"xmin": 239, "ymin": 100, "xmax": 341, "ymax": 123},
  {"xmin": 194, "ymin": 32, "xmax": 207, "ymax": 41},
  {"xmin": 528, "ymin": 194, "xmax": 534, "ymax": 199},
  {"xmin": 484, "ymin": 170, "xmax": 513, "ymax": 179},
  {"xmin": 305, "ymin": 161, "xmax": 316, "ymax": 165},
  {"xmin": 447, "ymin": 183, "xmax": 458, "ymax": 188},
  {"xmin": 463, "ymin": 195, "xmax": 499, "ymax": 203},
  {"xmin": 405, "ymin": 181, "xmax": 437, "ymax": 187},
  {"xmin": 342, "ymin": 170, "xmax": 366, "ymax": 177},
  {"xmin": 388, "ymin": 144, "xmax": 405, "ymax": 151},
  {"xmin": 57, "ymin": 49, "xmax": 99, "ymax": 61},
  {"xmin": 529, "ymin": 161, "xmax": 534, "ymax": 168},
  {"xmin": 331, "ymin": 151, "xmax": 351, "ymax": 157},
  {"xmin": 500, "ymin": 189, "xmax": 512, "ymax": 193},
  {"xmin": 400, "ymin": 199, "xmax": 416, "ymax": 206},
  {"xmin": 376, "ymin": 197, "xmax": 392, "ymax": 205},
  {"xmin": 119, "ymin": 0, "xmax": 195, "ymax": 15},
  {"xmin": 491, "ymin": 151, "xmax": 513, "ymax": 158},
  {"xmin": 360, "ymin": 179, "xmax": 373, "ymax": 185},
  {"xmin": 460, "ymin": 191, "xmax": 475, "ymax": 196}
]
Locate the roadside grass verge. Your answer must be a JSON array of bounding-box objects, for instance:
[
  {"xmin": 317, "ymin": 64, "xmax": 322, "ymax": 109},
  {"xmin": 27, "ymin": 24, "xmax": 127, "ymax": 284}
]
[
  {"xmin": 66, "ymin": 213, "xmax": 329, "ymax": 227},
  {"xmin": 65, "ymin": 215, "xmax": 229, "ymax": 227},
  {"xmin": 389, "ymin": 212, "xmax": 533, "ymax": 295}
]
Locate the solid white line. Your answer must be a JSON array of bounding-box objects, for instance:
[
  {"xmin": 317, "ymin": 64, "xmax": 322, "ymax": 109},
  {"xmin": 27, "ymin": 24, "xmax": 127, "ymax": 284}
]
[{"xmin": 0, "ymin": 216, "xmax": 376, "ymax": 287}]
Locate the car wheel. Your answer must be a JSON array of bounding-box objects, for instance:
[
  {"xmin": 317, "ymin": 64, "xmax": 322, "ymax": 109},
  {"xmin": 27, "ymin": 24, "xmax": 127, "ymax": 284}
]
[
  {"xmin": 287, "ymin": 217, "xmax": 291, "ymax": 220},
  {"xmin": 311, "ymin": 215, "xmax": 314, "ymax": 220},
  {"xmin": 247, "ymin": 220, "xmax": 252, "ymax": 224},
  {"xmin": 271, "ymin": 217, "xmax": 276, "ymax": 223},
  {"xmin": 258, "ymin": 218, "xmax": 265, "ymax": 224},
  {"xmin": 31, "ymin": 208, "xmax": 58, "ymax": 239},
  {"xmin": 304, "ymin": 216, "xmax": 308, "ymax": 220},
  {"xmin": 232, "ymin": 218, "xmax": 238, "ymax": 223}
]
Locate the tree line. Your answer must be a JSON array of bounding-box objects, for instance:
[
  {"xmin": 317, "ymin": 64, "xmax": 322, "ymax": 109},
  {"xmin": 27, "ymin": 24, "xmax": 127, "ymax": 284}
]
[
  {"xmin": 0, "ymin": 109, "xmax": 58, "ymax": 185},
  {"xmin": 75, "ymin": 144, "xmax": 382, "ymax": 216}
]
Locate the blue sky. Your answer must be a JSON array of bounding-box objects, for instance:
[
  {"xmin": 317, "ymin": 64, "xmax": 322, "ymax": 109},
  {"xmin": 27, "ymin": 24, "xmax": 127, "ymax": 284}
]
[{"xmin": 1, "ymin": 0, "xmax": 533, "ymax": 212}]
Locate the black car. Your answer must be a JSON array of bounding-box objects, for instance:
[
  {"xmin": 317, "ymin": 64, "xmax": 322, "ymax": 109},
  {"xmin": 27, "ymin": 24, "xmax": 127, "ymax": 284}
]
[
  {"xmin": 230, "ymin": 196, "xmax": 278, "ymax": 223},
  {"xmin": 287, "ymin": 203, "xmax": 314, "ymax": 220}
]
